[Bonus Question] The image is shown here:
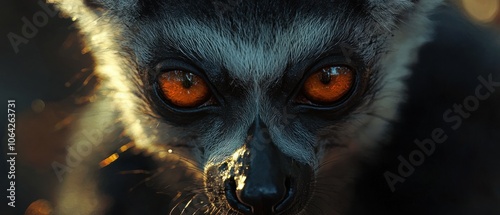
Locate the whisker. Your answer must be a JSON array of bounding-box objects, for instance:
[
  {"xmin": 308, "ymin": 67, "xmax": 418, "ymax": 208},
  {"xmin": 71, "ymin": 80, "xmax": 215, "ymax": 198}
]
[
  {"xmin": 180, "ymin": 194, "xmax": 196, "ymax": 215},
  {"xmin": 128, "ymin": 167, "xmax": 166, "ymax": 192}
]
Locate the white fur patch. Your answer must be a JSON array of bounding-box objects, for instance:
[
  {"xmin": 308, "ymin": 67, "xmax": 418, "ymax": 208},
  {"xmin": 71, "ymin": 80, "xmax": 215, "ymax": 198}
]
[{"xmin": 344, "ymin": 0, "xmax": 444, "ymax": 155}]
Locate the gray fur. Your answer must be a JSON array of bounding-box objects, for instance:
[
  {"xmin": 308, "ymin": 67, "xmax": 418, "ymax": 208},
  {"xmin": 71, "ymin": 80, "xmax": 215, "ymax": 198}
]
[{"xmin": 51, "ymin": 0, "xmax": 443, "ymax": 214}]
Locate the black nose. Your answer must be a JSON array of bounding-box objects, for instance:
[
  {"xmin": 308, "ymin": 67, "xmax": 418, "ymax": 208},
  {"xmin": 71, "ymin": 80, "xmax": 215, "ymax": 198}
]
[
  {"xmin": 236, "ymin": 175, "xmax": 289, "ymax": 212},
  {"xmin": 225, "ymin": 176, "xmax": 294, "ymax": 214},
  {"xmin": 224, "ymin": 118, "xmax": 296, "ymax": 214}
]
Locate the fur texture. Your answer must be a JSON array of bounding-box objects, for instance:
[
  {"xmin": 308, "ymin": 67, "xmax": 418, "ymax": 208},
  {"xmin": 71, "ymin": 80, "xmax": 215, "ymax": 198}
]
[{"xmin": 49, "ymin": 0, "xmax": 445, "ymax": 214}]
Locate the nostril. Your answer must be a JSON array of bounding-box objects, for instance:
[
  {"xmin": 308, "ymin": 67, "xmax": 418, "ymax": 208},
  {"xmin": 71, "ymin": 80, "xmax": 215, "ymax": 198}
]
[
  {"xmin": 274, "ymin": 177, "xmax": 295, "ymax": 212},
  {"xmin": 224, "ymin": 178, "xmax": 252, "ymax": 214}
]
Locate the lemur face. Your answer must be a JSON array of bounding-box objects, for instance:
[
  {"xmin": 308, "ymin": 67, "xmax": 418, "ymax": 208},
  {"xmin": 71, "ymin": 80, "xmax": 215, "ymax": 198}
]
[{"xmin": 54, "ymin": 0, "xmax": 442, "ymax": 214}]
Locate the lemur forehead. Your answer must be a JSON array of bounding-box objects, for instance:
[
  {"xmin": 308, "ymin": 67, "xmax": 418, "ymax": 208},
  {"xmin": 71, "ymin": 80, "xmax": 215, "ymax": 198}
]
[
  {"xmin": 133, "ymin": 1, "xmax": 371, "ymax": 83},
  {"xmin": 168, "ymin": 18, "xmax": 339, "ymax": 81}
]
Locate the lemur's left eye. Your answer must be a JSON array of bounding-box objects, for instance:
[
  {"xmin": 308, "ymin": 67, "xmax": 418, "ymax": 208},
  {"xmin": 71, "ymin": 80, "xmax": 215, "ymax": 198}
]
[
  {"xmin": 158, "ymin": 70, "xmax": 212, "ymax": 108},
  {"xmin": 301, "ymin": 66, "xmax": 354, "ymax": 105}
]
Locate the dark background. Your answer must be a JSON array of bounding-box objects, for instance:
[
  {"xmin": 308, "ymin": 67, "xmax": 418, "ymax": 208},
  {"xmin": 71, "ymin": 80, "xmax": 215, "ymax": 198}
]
[{"xmin": 0, "ymin": 0, "xmax": 94, "ymax": 214}]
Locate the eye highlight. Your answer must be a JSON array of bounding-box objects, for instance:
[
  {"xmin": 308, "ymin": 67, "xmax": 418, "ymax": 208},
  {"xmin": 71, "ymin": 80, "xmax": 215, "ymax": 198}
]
[
  {"xmin": 302, "ymin": 66, "xmax": 354, "ymax": 105},
  {"xmin": 158, "ymin": 70, "xmax": 211, "ymax": 108}
]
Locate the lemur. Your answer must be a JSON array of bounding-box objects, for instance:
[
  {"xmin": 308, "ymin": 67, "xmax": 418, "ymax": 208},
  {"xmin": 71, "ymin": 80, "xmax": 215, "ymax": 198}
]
[{"xmin": 48, "ymin": 0, "xmax": 500, "ymax": 214}]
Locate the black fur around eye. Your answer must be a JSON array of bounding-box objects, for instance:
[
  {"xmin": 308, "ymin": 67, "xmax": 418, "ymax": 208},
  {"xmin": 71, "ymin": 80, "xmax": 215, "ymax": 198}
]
[
  {"xmin": 146, "ymin": 59, "xmax": 222, "ymax": 125},
  {"xmin": 291, "ymin": 50, "xmax": 368, "ymax": 110}
]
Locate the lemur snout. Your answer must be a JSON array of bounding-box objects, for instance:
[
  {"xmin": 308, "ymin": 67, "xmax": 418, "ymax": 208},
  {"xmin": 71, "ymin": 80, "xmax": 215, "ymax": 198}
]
[{"xmin": 216, "ymin": 118, "xmax": 312, "ymax": 214}]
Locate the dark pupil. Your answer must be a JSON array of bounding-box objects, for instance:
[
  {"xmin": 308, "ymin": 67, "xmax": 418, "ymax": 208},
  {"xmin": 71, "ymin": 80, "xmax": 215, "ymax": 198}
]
[
  {"xmin": 181, "ymin": 72, "xmax": 194, "ymax": 88},
  {"xmin": 320, "ymin": 68, "xmax": 332, "ymax": 85}
]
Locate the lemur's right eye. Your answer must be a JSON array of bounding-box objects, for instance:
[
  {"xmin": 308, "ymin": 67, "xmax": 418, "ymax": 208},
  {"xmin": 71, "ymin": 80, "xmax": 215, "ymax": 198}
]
[
  {"xmin": 301, "ymin": 66, "xmax": 354, "ymax": 105},
  {"xmin": 158, "ymin": 70, "xmax": 212, "ymax": 108}
]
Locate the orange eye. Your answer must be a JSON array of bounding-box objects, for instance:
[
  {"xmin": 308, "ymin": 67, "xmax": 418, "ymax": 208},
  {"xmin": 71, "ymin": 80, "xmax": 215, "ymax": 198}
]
[
  {"xmin": 158, "ymin": 70, "xmax": 211, "ymax": 108},
  {"xmin": 302, "ymin": 66, "xmax": 354, "ymax": 104}
]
